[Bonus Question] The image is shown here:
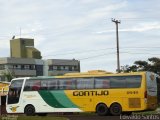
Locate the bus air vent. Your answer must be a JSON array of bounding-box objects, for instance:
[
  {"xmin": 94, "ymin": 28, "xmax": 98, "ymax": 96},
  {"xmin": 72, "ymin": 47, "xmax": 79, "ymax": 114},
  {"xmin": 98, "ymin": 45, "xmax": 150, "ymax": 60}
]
[{"xmin": 128, "ymin": 98, "xmax": 141, "ymax": 108}]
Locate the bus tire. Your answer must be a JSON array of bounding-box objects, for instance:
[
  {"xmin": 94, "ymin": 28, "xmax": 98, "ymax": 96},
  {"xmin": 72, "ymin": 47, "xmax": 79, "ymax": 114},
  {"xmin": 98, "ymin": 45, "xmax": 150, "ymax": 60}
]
[
  {"xmin": 109, "ymin": 103, "xmax": 122, "ymax": 116},
  {"xmin": 96, "ymin": 103, "xmax": 108, "ymax": 116},
  {"xmin": 24, "ymin": 105, "xmax": 35, "ymax": 116}
]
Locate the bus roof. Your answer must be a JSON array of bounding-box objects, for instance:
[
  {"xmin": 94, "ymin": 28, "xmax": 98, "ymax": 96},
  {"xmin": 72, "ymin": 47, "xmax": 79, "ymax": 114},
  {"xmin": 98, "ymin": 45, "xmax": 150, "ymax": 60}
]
[
  {"xmin": 57, "ymin": 70, "xmax": 148, "ymax": 78},
  {"xmin": 0, "ymin": 81, "xmax": 10, "ymax": 84},
  {"xmin": 64, "ymin": 70, "xmax": 113, "ymax": 76},
  {"xmin": 10, "ymin": 70, "xmax": 152, "ymax": 80}
]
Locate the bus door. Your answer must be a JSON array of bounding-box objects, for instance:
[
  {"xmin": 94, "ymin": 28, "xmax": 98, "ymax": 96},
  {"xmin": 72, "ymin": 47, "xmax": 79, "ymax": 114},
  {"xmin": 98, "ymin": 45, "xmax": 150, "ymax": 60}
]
[
  {"xmin": 0, "ymin": 96, "xmax": 7, "ymax": 115},
  {"xmin": 7, "ymin": 80, "xmax": 24, "ymax": 113},
  {"xmin": 146, "ymin": 72, "xmax": 158, "ymax": 109},
  {"xmin": 156, "ymin": 76, "xmax": 160, "ymax": 104}
]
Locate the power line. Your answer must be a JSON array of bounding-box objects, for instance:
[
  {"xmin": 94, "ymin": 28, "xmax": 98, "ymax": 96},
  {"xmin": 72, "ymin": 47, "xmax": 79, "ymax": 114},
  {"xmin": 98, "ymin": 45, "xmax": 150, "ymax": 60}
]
[
  {"xmin": 79, "ymin": 52, "xmax": 115, "ymax": 61},
  {"xmin": 109, "ymin": 17, "xmax": 160, "ymax": 21},
  {"xmin": 43, "ymin": 46, "xmax": 160, "ymax": 58},
  {"xmin": 121, "ymin": 51, "xmax": 160, "ymax": 56},
  {"xmin": 121, "ymin": 47, "xmax": 160, "ymax": 49},
  {"xmin": 43, "ymin": 47, "xmax": 116, "ymax": 57},
  {"xmin": 42, "ymin": 51, "xmax": 160, "ymax": 67},
  {"xmin": 37, "ymin": 49, "xmax": 160, "ymax": 69}
]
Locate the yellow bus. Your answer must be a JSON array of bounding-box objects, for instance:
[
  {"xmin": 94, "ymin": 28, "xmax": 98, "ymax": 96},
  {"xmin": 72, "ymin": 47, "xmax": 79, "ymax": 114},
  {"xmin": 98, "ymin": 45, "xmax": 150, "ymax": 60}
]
[
  {"xmin": 0, "ymin": 82, "xmax": 9, "ymax": 115},
  {"xmin": 0, "ymin": 82, "xmax": 9, "ymax": 96},
  {"xmin": 6, "ymin": 71, "xmax": 158, "ymax": 116}
]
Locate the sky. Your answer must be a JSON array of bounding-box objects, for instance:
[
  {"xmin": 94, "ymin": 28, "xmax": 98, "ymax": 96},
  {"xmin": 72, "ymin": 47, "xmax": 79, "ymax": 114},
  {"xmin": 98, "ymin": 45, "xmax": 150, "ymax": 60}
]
[{"xmin": 0, "ymin": 0, "xmax": 160, "ymax": 72}]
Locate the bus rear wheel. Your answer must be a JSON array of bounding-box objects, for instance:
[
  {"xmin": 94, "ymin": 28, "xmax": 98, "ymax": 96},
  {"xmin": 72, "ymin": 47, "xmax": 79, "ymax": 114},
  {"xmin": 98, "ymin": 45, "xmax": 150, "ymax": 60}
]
[
  {"xmin": 96, "ymin": 103, "xmax": 108, "ymax": 116},
  {"xmin": 24, "ymin": 105, "xmax": 35, "ymax": 116},
  {"xmin": 109, "ymin": 103, "xmax": 122, "ymax": 116}
]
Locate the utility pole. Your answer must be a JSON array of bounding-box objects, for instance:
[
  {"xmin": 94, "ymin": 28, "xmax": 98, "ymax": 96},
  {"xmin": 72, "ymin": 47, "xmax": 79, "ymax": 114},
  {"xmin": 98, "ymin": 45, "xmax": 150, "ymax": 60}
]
[
  {"xmin": 20, "ymin": 27, "xmax": 21, "ymax": 38},
  {"xmin": 112, "ymin": 18, "xmax": 121, "ymax": 73}
]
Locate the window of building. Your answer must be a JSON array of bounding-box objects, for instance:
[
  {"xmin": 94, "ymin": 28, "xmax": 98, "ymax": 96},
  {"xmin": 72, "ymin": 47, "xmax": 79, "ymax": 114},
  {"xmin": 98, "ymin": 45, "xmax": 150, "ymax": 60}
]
[
  {"xmin": 74, "ymin": 66, "xmax": 77, "ymax": 70},
  {"xmin": 13, "ymin": 65, "xmax": 21, "ymax": 69},
  {"xmin": 21, "ymin": 65, "xmax": 24, "ymax": 70},
  {"xmin": 53, "ymin": 66, "xmax": 57, "ymax": 70},
  {"xmin": 48, "ymin": 65, "xmax": 53, "ymax": 71},
  {"xmin": 64, "ymin": 66, "xmax": 69, "ymax": 71},
  {"xmin": 57, "ymin": 66, "xmax": 61, "ymax": 70},
  {"xmin": 24, "ymin": 65, "xmax": 30, "ymax": 70},
  {"xmin": 72, "ymin": 66, "xmax": 75, "ymax": 71},
  {"xmin": 0, "ymin": 65, "xmax": 5, "ymax": 70},
  {"xmin": 29, "ymin": 65, "xmax": 35, "ymax": 70},
  {"xmin": 60, "ymin": 66, "xmax": 64, "ymax": 70}
]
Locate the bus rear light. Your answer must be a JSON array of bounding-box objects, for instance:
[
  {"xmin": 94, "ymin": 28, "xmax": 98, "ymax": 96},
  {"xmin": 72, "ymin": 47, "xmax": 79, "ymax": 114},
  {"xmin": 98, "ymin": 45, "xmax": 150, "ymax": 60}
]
[{"xmin": 144, "ymin": 91, "xmax": 147, "ymax": 98}]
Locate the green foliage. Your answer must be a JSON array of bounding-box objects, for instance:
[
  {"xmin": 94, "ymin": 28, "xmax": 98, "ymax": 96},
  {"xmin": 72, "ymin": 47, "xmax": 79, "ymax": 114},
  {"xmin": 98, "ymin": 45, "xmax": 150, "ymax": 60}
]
[
  {"xmin": 17, "ymin": 116, "xmax": 68, "ymax": 120},
  {"xmin": 2, "ymin": 70, "xmax": 15, "ymax": 82},
  {"xmin": 0, "ymin": 115, "xmax": 68, "ymax": 120},
  {"xmin": 121, "ymin": 57, "xmax": 160, "ymax": 75}
]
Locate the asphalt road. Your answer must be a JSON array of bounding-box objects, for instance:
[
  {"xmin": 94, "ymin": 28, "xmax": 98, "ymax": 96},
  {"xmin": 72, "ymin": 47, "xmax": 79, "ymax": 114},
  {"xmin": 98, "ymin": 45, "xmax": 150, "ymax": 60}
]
[
  {"xmin": 53, "ymin": 113, "xmax": 160, "ymax": 120},
  {"xmin": 66, "ymin": 115, "xmax": 120, "ymax": 120},
  {"xmin": 54, "ymin": 114, "xmax": 121, "ymax": 120}
]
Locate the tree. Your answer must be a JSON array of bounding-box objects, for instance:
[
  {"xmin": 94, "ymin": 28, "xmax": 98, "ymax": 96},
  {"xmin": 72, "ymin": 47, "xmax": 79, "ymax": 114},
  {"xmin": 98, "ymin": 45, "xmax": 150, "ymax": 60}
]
[
  {"xmin": 2, "ymin": 70, "xmax": 15, "ymax": 82},
  {"xmin": 121, "ymin": 57, "xmax": 160, "ymax": 75}
]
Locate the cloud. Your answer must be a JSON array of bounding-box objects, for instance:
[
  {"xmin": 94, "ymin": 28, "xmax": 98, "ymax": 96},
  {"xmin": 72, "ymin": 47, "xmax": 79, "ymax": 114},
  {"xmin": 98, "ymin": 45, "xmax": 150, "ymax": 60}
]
[
  {"xmin": 121, "ymin": 22, "xmax": 160, "ymax": 32},
  {"xmin": 0, "ymin": 0, "xmax": 160, "ymax": 72},
  {"xmin": 95, "ymin": 22, "xmax": 160, "ymax": 34}
]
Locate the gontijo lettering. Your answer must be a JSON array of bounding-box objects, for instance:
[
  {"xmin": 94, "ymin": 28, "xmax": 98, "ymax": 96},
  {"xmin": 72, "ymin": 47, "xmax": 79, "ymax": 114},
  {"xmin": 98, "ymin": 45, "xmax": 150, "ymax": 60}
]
[{"xmin": 73, "ymin": 90, "xmax": 109, "ymax": 96}]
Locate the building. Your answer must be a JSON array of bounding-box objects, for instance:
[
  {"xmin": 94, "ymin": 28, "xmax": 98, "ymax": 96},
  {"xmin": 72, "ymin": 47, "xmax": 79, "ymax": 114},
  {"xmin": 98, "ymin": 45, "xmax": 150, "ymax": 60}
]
[
  {"xmin": 0, "ymin": 37, "xmax": 80, "ymax": 81},
  {"xmin": 0, "ymin": 57, "xmax": 43, "ymax": 79},
  {"xmin": 44, "ymin": 59, "xmax": 80, "ymax": 76},
  {"xmin": 0, "ymin": 57, "xmax": 80, "ymax": 81},
  {"xmin": 10, "ymin": 38, "xmax": 42, "ymax": 59}
]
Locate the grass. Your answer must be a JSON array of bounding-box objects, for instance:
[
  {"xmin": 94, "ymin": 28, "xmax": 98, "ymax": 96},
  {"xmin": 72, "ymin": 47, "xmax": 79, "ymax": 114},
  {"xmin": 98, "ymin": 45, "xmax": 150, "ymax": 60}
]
[
  {"xmin": 0, "ymin": 115, "xmax": 69, "ymax": 120},
  {"xmin": 134, "ymin": 111, "xmax": 158, "ymax": 115},
  {"xmin": 133, "ymin": 107, "xmax": 160, "ymax": 115},
  {"xmin": 1, "ymin": 107, "xmax": 160, "ymax": 120}
]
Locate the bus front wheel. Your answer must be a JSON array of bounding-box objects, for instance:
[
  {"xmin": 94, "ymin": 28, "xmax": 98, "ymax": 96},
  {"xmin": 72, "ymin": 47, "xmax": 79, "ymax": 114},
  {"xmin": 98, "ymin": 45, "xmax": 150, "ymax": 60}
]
[
  {"xmin": 96, "ymin": 103, "xmax": 108, "ymax": 116},
  {"xmin": 109, "ymin": 103, "xmax": 122, "ymax": 116},
  {"xmin": 24, "ymin": 105, "xmax": 35, "ymax": 116}
]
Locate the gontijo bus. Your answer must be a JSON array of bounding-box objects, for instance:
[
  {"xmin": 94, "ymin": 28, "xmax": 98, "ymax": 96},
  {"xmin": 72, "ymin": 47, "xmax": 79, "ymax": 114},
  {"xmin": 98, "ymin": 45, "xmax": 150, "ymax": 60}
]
[{"xmin": 6, "ymin": 70, "xmax": 158, "ymax": 116}]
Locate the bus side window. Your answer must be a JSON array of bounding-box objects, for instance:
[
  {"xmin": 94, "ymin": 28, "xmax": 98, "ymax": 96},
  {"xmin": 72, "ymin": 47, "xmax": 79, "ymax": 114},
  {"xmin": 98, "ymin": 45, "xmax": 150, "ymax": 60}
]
[
  {"xmin": 59, "ymin": 79, "xmax": 66, "ymax": 90},
  {"xmin": 48, "ymin": 79, "xmax": 58, "ymax": 90},
  {"xmin": 24, "ymin": 80, "xmax": 41, "ymax": 91},
  {"xmin": 32, "ymin": 80, "xmax": 41, "ymax": 91},
  {"xmin": 58, "ymin": 79, "xmax": 76, "ymax": 90},
  {"xmin": 24, "ymin": 81, "xmax": 32, "ymax": 91},
  {"xmin": 77, "ymin": 78, "xmax": 94, "ymax": 89},
  {"xmin": 41, "ymin": 80, "xmax": 48, "ymax": 90},
  {"xmin": 110, "ymin": 76, "xmax": 126, "ymax": 88},
  {"xmin": 95, "ymin": 77, "xmax": 110, "ymax": 89},
  {"xmin": 8, "ymin": 80, "xmax": 23, "ymax": 104},
  {"xmin": 126, "ymin": 76, "xmax": 141, "ymax": 88},
  {"xmin": 65, "ymin": 79, "xmax": 76, "ymax": 90}
]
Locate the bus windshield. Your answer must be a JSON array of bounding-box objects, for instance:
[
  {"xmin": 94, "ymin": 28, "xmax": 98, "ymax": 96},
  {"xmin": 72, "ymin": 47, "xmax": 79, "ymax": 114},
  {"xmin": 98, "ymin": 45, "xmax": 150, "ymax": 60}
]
[{"xmin": 7, "ymin": 80, "xmax": 23, "ymax": 104}]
